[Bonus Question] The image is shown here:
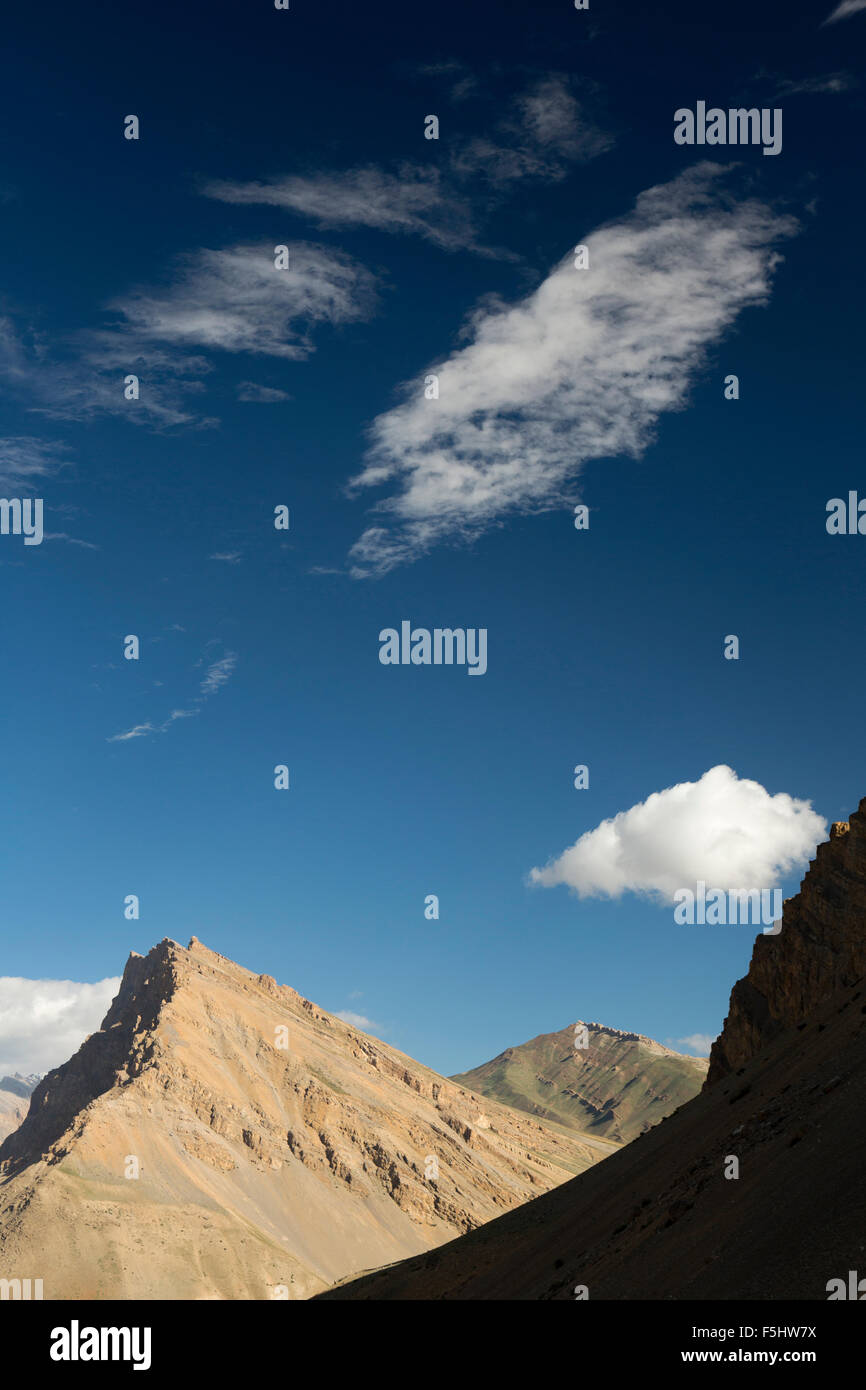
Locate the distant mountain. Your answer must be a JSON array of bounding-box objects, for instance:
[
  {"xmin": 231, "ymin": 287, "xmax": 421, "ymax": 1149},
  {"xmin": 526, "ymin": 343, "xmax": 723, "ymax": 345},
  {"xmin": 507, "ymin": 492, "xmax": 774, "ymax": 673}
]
[
  {"xmin": 321, "ymin": 802, "xmax": 866, "ymax": 1300},
  {"xmin": 0, "ymin": 937, "xmax": 605, "ymax": 1299},
  {"xmin": 0, "ymin": 1074, "xmax": 39, "ymax": 1143},
  {"xmin": 0, "ymin": 1074, "xmax": 40, "ymax": 1100},
  {"xmin": 452, "ymin": 1022, "xmax": 707, "ymax": 1144}
]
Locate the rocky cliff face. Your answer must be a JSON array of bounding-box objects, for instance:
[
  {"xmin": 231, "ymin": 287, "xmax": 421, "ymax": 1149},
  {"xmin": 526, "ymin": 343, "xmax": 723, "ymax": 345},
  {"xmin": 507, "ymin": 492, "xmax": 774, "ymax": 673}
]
[
  {"xmin": 0, "ymin": 936, "xmax": 603, "ymax": 1299},
  {"xmin": 706, "ymin": 807, "xmax": 866, "ymax": 1086}
]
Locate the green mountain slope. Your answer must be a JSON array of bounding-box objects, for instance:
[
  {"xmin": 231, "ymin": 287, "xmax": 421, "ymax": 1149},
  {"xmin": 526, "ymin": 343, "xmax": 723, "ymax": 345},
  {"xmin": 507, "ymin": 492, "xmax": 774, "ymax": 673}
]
[{"xmin": 451, "ymin": 1021, "xmax": 707, "ymax": 1145}]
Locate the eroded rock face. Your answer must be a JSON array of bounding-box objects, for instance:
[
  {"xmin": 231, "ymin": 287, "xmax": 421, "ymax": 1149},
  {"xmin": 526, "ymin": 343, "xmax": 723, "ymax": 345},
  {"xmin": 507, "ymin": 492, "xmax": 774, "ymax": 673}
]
[{"xmin": 707, "ymin": 808, "xmax": 866, "ymax": 1087}]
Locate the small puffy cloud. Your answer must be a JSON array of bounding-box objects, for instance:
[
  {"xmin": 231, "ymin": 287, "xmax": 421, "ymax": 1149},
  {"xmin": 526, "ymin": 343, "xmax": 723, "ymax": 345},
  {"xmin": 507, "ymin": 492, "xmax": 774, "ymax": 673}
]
[
  {"xmin": 334, "ymin": 1009, "xmax": 385, "ymax": 1036},
  {"xmin": 674, "ymin": 1034, "xmax": 716, "ymax": 1058},
  {"xmin": 346, "ymin": 164, "xmax": 798, "ymax": 577},
  {"xmin": 0, "ymin": 976, "xmax": 121, "ymax": 1077},
  {"xmin": 822, "ymin": 0, "xmax": 866, "ymax": 22},
  {"xmin": 209, "ymin": 551, "xmax": 242, "ymax": 564},
  {"xmin": 529, "ymin": 766, "xmax": 826, "ymax": 903}
]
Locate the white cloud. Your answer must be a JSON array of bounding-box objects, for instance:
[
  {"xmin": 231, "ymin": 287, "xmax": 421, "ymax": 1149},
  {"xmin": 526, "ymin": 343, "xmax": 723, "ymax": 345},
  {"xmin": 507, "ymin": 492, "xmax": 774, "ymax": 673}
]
[
  {"xmin": 0, "ymin": 242, "xmax": 376, "ymax": 429},
  {"xmin": 204, "ymin": 167, "xmax": 482, "ymax": 253},
  {"xmin": 236, "ymin": 381, "xmax": 291, "ymax": 403},
  {"xmin": 346, "ymin": 164, "xmax": 798, "ymax": 576},
  {"xmin": 202, "ymin": 76, "xmax": 610, "ymax": 255},
  {"xmin": 334, "ymin": 1010, "xmax": 385, "ymax": 1036},
  {"xmin": 199, "ymin": 652, "xmax": 238, "ymax": 695},
  {"xmin": 43, "ymin": 532, "xmax": 100, "ymax": 550},
  {"xmin": 529, "ymin": 766, "xmax": 826, "ymax": 903},
  {"xmin": 0, "ymin": 976, "xmax": 121, "ymax": 1077},
  {"xmin": 209, "ymin": 551, "xmax": 242, "ymax": 564},
  {"xmin": 111, "ymin": 242, "xmax": 377, "ymax": 358},
  {"xmin": 109, "ymin": 648, "xmax": 237, "ymax": 742},
  {"xmin": 0, "ymin": 435, "xmax": 70, "ymax": 490},
  {"xmin": 675, "ymin": 1034, "xmax": 716, "ymax": 1058},
  {"xmin": 451, "ymin": 75, "xmax": 612, "ymax": 184},
  {"xmin": 822, "ymin": 0, "xmax": 866, "ymax": 23},
  {"xmin": 774, "ymin": 71, "xmax": 855, "ymax": 95}
]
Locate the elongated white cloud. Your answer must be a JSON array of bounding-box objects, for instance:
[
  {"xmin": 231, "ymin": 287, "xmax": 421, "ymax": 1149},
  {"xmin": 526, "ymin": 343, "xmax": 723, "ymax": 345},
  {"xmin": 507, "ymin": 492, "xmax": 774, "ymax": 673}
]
[
  {"xmin": 529, "ymin": 766, "xmax": 826, "ymax": 903},
  {"xmin": 0, "ymin": 976, "xmax": 120, "ymax": 1077},
  {"xmin": 346, "ymin": 164, "xmax": 798, "ymax": 577},
  {"xmin": 204, "ymin": 167, "xmax": 481, "ymax": 253},
  {"xmin": 823, "ymin": 0, "xmax": 866, "ymax": 23}
]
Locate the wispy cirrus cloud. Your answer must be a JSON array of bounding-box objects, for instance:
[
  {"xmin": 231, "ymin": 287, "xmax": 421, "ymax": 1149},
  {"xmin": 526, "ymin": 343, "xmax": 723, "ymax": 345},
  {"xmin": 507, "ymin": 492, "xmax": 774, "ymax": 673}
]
[
  {"xmin": 345, "ymin": 164, "xmax": 798, "ymax": 577},
  {"xmin": 0, "ymin": 434, "xmax": 70, "ymax": 490},
  {"xmin": 199, "ymin": 652, "xmax": 238, "ymax": 695},
  {"xmin": 0, "ymin": 242, "xmax": 377, "ymax": 429},
  {"xmin": 42, "ymin": 532, "xmax": 101, "ymax": 550},
  {"xmin": 108, "ymin": 648, "xmax": 237, "ymax": 743},
  {"xmin": 236, "ymin": 381, "xmax": 291, "ymax": 403},
  {"xmin": 773, "ymin": 70, "xmax": 856, "ymax": 95},
  {"xmin": 112, "ymin": 242, "xmax": 377, "ymax": 358},
  {"xmin": 529, "ymin": 766, "xmax": 825, "ymax": 904},
  {"xmin": 204, "ymin": 166, "xmax": 483, "ymax": 253},
  {"xmin": 202, "ymin": 75, "xmax": 611, "ymax": 255}
]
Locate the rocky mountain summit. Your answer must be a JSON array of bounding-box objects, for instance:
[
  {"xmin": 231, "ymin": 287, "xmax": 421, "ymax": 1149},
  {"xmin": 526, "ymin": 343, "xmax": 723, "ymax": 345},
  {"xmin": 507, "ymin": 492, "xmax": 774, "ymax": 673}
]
[{"xmin": 0, "ymin": 936, "xmax": 602, "ymax": 1299}]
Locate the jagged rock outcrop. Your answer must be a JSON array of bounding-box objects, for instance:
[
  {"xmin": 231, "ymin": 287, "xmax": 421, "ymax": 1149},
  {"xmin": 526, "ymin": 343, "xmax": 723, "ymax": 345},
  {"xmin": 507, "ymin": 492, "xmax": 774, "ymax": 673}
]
[
  {"xmin": 706, "ymin": 809, "xmax": 866, "ymax": 1086},
  {"xmin": 0, "ymin": 936, "xmax": 602, "ymax": 1299}
]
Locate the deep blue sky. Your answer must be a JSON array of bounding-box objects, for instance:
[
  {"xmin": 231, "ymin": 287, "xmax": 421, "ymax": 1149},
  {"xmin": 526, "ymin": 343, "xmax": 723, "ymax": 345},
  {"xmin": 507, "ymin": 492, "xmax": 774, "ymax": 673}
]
[{"xmin": 1, "ymin": 0, "xmax": 864, "ymax": 1076}]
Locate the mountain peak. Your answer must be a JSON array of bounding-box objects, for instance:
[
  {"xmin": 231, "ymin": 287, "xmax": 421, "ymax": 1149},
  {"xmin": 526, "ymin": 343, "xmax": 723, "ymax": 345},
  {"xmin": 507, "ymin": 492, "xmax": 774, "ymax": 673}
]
[
  {"xmin": 452, "ymin": 1018, "xmax": 706, "ymax": 1144},
  {"xmin": 0, "ymin": 936, "xmax": 604, "ymax": 1298}
]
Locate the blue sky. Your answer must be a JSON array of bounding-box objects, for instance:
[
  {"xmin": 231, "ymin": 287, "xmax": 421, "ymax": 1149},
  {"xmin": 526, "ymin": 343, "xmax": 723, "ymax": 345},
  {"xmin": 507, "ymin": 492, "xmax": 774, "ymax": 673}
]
[{"xmin": 1, "ymin": 0, "xmax": 864, "ymax": 1079}]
